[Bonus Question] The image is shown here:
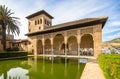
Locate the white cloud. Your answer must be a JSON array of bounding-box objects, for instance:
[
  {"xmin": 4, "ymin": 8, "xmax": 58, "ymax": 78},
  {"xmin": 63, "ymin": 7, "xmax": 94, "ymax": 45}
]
[
  {"xmin": 103, "ymin": 27, "xmax": 120, "ymax": 34},
  {"xmin": 51, "ymin": 0, "xmax": 110, "ymax": 25},
  {"xmin": 110, "ymin": 21, "xmax": 120, "ymax": 26}
]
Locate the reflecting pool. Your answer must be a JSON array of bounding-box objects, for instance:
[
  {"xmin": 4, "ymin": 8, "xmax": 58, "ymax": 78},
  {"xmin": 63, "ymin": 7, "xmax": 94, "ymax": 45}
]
[{"xmin": 0, "ymin": 57, "xmax": 85, "ymax": 79}]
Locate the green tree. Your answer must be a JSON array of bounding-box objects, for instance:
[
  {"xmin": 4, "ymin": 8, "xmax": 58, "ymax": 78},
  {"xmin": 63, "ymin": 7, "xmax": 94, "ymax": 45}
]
[{"xmin": 0, "ymin": 5, "xmax": 20, "ymax": 51}]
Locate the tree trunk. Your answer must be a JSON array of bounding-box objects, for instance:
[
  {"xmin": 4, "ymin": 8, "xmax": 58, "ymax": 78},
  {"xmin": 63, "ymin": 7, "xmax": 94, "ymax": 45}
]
[{"xmin": 2, "ymin": 26, "xmax": 6, "ymax": 51}]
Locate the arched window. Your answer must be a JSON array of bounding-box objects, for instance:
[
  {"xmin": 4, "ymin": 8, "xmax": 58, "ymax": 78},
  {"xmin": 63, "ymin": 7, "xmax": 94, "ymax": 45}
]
[
  {"xmin": 35, "ymin": 20, "xmax": 37, "ymax": 25},
  {"xmin": 47, "ymin": 21, "xmax": 49, "ymax": 25},
  {"xmin": 44, "ymin": 19, "xmax": 46, "ymax": 24},
  {"xmin": 40, "ymin": 19, "xmax": 42, "ymax": 24},
  {"xmin": 38, "ymin": 20, "xmax": 39, "ymax": 24},
  {"xmin": 39, "ymin": 27, "xmax": 41, "ymax": 30},
  {"xmin": 29, "ymin": 29, "xmax": 31, "ymax": 32}
]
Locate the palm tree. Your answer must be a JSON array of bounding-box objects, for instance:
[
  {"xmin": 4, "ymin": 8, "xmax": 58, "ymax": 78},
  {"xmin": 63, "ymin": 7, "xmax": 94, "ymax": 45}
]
[
  {"xmin": 0, "ymin": 5, "xmax": 20, "ymax": 51},
  {"xmin": 0, "ymin": 25, "xmax": 2, "ymax": 32}
]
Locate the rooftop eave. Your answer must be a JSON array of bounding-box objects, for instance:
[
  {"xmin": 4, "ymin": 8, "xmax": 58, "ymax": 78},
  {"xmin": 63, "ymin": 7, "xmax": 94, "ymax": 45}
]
[
  {"xmin": 26, "ymin": 17, "xmax": 108, "ymax": 36},
  {"xmin": 26, "ymin": 10, "xmax": 54, "ymax": 19}
]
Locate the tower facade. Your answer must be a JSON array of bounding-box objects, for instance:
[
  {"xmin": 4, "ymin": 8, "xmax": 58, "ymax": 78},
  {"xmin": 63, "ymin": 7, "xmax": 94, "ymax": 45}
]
[{"xmin": 26, "ymin": 10, "xmax": 53, "ymax": 33}]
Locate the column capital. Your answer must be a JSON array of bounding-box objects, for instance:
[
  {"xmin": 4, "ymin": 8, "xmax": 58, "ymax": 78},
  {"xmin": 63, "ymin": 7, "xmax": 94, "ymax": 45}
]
[
  {"xmin": 77, "ymin": 30, "xmax": 80, "ymax": 35},
  {"xmin": 50, "ymin": 38, "xmax": 53, "ymax": 45},
  {"xmin": 77, "ymin": 35, "xmax": 80, "ymax": 44},
  {"xmin": 64, "ymin": 36, "xmax": 68, "ymax": 44},
  {"xmin": 64, "ymin": 31, "xmax": 67, "ymax": 36},
  {"xmin": 42, "ymin": 37, "xmax": 45, "ymax": 46}
]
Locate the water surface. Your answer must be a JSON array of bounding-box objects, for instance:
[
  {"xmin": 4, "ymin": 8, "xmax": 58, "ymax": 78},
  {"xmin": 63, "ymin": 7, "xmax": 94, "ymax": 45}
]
[{"xmin": 0, "ymin": 57, "xmax": 85, "ymax": 79}]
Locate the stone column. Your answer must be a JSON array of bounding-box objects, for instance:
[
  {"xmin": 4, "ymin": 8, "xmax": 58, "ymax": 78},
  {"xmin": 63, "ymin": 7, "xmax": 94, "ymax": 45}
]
[
  {"xmin": 34, "ymin": 38, "xmax": 38, "ymax": 56},
  {"xmin": 50, "ymin": 35, "xmax": 54, "ymax": 55},
  {"xmin": 42, "ymin": 37, "xmax": 45, "ymax": 55},
  {"xmin": 77, "ymin": 30, "xmax": 80, "ymax": 56},
  {"xmin": 64, "ymin": 32, "xmax": 68, "ymax": 56}
]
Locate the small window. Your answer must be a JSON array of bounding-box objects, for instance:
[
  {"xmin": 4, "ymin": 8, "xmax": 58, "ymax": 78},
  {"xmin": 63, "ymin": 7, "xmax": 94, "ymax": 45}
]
[
  {"xmin": 29, "ymin": 41, "xmax": 31, "ymax": 45},
  {"xmin": 24, "ymin": 42, "xmax": 27, "ymax": 45},
  {"xmin": 45, "ymin": 19, "xmax": 47, "ymax": 24},
  {"xmin": 38, "ymin": 20, "xmax": 39, "ymax": 24},
  {"xmin": 40, "ymin": 19, "xmax": 42, "ymax": 24},
  {"xmin": 48, "ymin": 22, "xmax": 50, "ymax": 26},
  {"xmin": 35, "ymin": 20, "xmax": 37, "ymax": 25},
  {"xmin": 29, "ymin": 29, "xmax": 31, "ymax": 32},
  {"xmin": 47, "ymin": 21, "xmax": 49, "ymax": 25},
  {"xmin": 18, "ymin": 44, "xmax": 19, "ymax": 46},
  {"xmin": 48, "ymin": 22, "xmax": 51, "ymax": 26},
  {"xmin": 39, "ymin": 27, "xmax": 41, "ymax": 30}
]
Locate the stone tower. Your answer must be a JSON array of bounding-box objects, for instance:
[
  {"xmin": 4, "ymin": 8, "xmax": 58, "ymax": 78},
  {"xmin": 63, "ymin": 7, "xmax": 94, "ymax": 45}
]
[{"xmin": 26, "ymin": 10, "xmax": 54, "ymax": 33}]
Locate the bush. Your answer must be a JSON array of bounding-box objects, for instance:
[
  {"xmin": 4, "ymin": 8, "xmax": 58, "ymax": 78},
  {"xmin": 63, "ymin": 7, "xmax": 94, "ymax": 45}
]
[
  {"xmin": 98, "ymin": 54, "xmax": 120, "ymax": 79},
  {"xmin": 6, "ymin": 47, "xmax": 20, "ymax": 51},
  {"xmin": 0, "ymin": 51, "xmax": 28, "ymax": 58},
  {"xmin": 6, "ymin": 48, "xmax": 12, "ymax": 51},
  {"xmin": 12, "ymin": 47, "xmax": 19, "ymax": 51},
  {"xmin": 110, "ymin": 63, "xmax": 120, "ymax": 79}
]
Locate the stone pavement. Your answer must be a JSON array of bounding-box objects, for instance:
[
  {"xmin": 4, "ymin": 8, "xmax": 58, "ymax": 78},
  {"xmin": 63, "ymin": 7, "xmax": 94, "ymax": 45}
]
[{"xmin": 80, "ymin": 59, "xmax": 105, "ymax": 79}]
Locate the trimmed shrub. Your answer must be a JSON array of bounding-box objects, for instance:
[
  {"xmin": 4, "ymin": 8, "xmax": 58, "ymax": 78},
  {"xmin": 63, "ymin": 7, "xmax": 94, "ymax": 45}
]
[
  {"xmin": 98, "ymin": 54, "xmax": 120, "ymax": 79},
  {"xmin": 0, "ymin": 51, "xmax": 28, "ymax": 58},
  {"xmin": 6, "ymin": 48, "xmax": 12, "ymax": 51},
  {"xmin": 12, "ymin": 47, "xmax": 19, "ymax": 51},
  {"xmin": 110, "ymin": 63, "xmax": 120, "ymax": 79}
]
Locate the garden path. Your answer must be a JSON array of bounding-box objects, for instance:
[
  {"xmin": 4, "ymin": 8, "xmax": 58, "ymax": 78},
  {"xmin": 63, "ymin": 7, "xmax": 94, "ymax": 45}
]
[{"xmin": 80, "ymin": 59, "xmax": 105, "ymax": 79}]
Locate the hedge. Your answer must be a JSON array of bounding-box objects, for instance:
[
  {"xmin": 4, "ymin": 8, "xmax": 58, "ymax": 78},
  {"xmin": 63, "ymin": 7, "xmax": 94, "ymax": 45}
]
[
  {"xmin": 98, "ymin": 54, "xmax": 120, "ymax": 79},
  {"xmin": 0, "ymin": 51, "xmax": 28, "ymax": 58}
]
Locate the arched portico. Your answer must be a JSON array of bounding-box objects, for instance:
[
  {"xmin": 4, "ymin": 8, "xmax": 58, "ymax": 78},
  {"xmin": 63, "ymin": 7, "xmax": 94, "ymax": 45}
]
[
  {"xmin": 67, "ymin": 36, "xmax": 77, "ymax": 55},
  {"xmin": 80, "ymin": 34, "xmax": 94, "ymax": 56},
  {"xmin": 53, "ymin": 34, "xmax": 64, "ymax": 55},
  {"xmin": 37, "ymin": 40, "xmax": 43, "ymax": 54},
  {"xmin": 44, "ymin": 39, "xmax": 51, "ymax": 54}
]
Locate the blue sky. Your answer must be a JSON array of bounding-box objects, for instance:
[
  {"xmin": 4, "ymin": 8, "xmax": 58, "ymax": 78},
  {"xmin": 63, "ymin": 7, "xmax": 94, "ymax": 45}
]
[{"xmin": 0, "ymin": 0, "xmax": 120, "ymax": 41}]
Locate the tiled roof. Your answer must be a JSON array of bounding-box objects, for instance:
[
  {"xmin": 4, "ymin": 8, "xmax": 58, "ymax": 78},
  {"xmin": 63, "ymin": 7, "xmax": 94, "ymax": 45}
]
[{"xmin": 26, "ymin": 10, "xmax": 54, "ymax": 19}]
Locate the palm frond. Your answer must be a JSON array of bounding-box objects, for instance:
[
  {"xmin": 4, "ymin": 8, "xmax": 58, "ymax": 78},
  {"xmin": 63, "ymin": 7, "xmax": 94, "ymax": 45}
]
[{"xmin": 0, "ymin": 5, "xmax": 20, "ymax": 36}]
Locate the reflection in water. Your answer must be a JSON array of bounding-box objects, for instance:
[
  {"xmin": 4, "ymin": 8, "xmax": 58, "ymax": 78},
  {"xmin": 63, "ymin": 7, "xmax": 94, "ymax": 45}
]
[
  {"xmin": 0, "ymin": 57, "xmax": 85, "ymax": 79},
  {"xmin": 78, "ymin": 59, "xmax": 80, "ymax": 71},
  {"xmin": 79, "ymin": 58, "xmax": 87, "ymax": 63},
  {"xmin": 0, "ymin": 74, "xmax": 3, "ymax": 79},
  {"xmin": 0, "ymin": 58, "xmax": 30, "ymax": 79},
  {"xmin": 29, "ymin": 57, "xmax": 85, "ymax": 79},
  {"xmin": 64, "ymin": 58, "xmax": 67, "ymax": 77},
  {"xmin": 33, "ymin": 56, "xmax": 37, "ymax": 72},
  {"xmin": 50, "ymin": 57, "xmax": 54, "ymax": 75},
  {"xmin": 7, "ymin": 67, "xmax": 29, "ymax": 79},
  {"xmin": 42, "ymin": 56, "xmax": 45, "ymax": 73}
]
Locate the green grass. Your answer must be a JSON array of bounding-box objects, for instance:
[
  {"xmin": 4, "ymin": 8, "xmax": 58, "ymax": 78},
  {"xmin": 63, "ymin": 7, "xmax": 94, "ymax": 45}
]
[{"xmin": 98, "ymin": 54, "xmax": 120, "ymax": 79}]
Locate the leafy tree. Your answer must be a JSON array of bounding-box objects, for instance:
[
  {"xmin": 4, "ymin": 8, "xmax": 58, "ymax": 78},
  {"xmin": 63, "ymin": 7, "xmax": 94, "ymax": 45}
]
[{"xmin": 0, "ymin": 5, "xmax": 20, "ymax": 51}]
